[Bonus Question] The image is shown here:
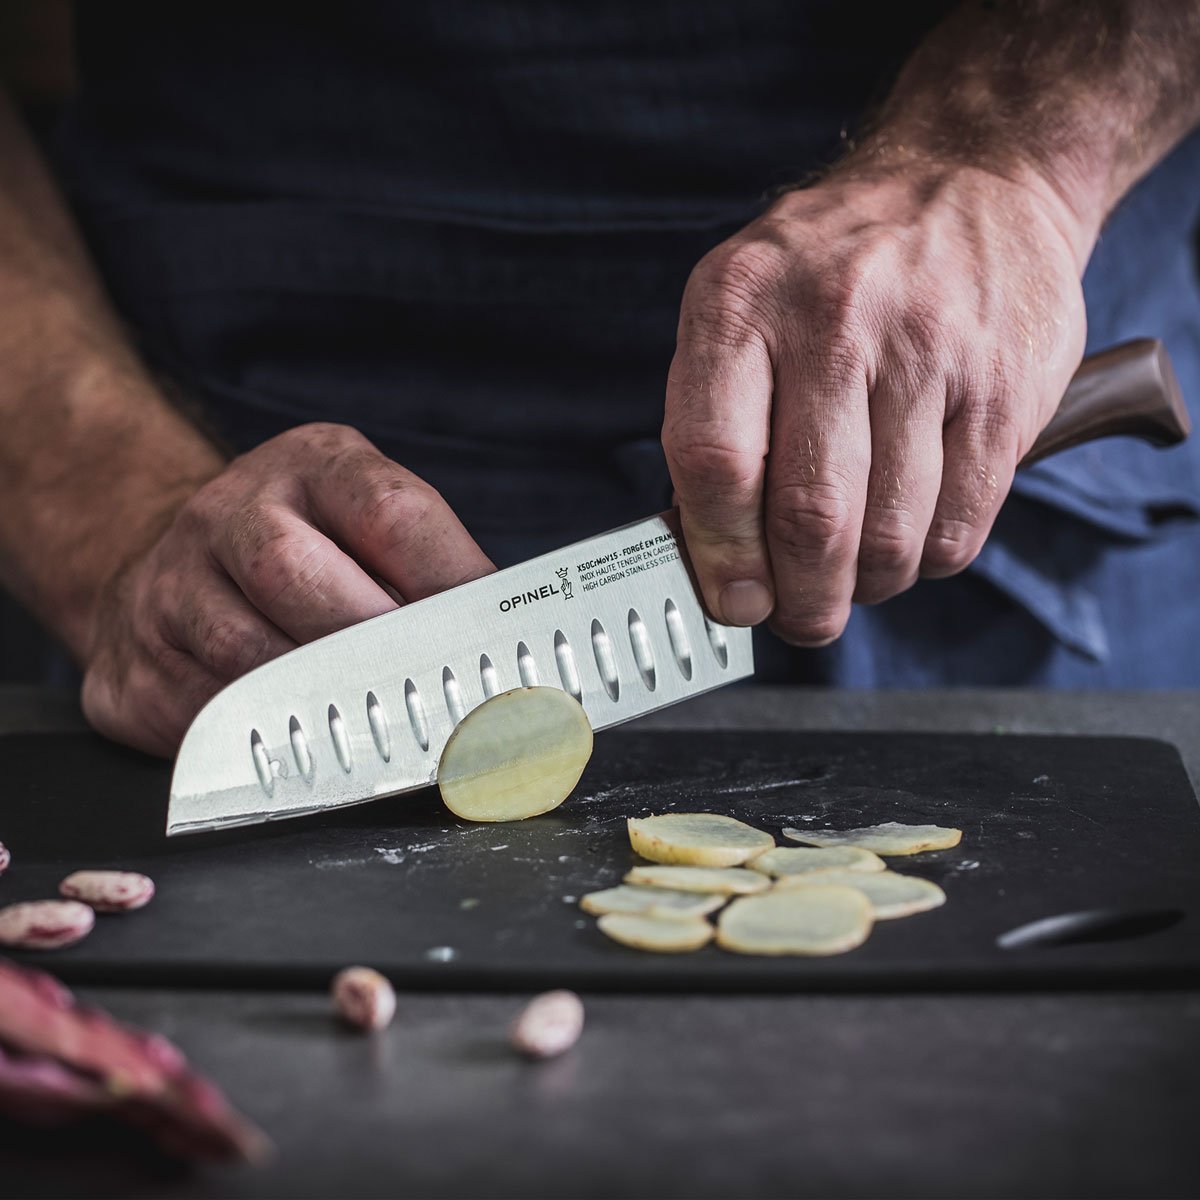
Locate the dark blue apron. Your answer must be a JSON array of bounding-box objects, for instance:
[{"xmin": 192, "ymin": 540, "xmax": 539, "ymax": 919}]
[{"xmin": 56, "ymin": 1, "xmax": 1200, "ymax": 685}]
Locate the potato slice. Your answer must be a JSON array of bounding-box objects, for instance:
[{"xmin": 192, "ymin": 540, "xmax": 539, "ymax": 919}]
[
  {"xmin": 437, "ymin": 686, "xmax": 592, "ymax": 822},
  {"xmin": 624, "ymin": 865, "xmax": 770, "ymax": 895},
  {"xmin": 749, "ymin": 846, "xmax": 885, "ymax": 877},
  {"xmin": 627, "ymin": 813, "xmax": 774, "ymax": 867},
  {"xmin": 782, "ymin": 821, "xmax": 962, "ymax": 856},
  {"xmin": 774, "ymin": 869, "xmax": 947, "ymax": 918},
  {"xmin": 580, "ymin": 884, "xmax": 726, "ymax": 919},
  {"xmin": 716, "ymin": 887, "xmax": 872, "ymax": 956},
  {"xmin": 597, "ymin": 912, "xmax": 714, "ymax": 953}
]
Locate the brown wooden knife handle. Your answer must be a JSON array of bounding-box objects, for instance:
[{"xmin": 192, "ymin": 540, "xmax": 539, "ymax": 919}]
[{"xmin": 1020, "ymin": 338, "xmax": 1190, "ymax": 467}]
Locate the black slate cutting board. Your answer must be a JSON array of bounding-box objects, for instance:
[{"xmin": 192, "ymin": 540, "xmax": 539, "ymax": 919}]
[{"xmin": 1, "ymin": 729, "xmax": 1197, "ymax": 990}]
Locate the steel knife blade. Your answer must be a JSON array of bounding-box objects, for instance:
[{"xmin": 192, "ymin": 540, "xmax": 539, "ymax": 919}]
[{"xmin": 166, "ymin": 509, "xmax": 754, "ymax": 835}]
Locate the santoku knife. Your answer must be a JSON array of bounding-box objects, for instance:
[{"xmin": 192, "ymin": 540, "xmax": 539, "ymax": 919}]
[
  {"xmin": 168, "ymin": 506, "xmax": 749, "ymax": 835},
  {"xmin": 167, "ymin": 338, "xmax": 1187, "ymax": 836}
]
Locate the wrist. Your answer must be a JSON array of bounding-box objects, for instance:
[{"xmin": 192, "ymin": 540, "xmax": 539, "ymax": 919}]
[
  {"xmin": 0, "ymin": 340, "xmax": 225, "ymax": 663},
  {"xmin": 846, "ymin": 0, "xmax": 1200, "ymax": 278},
  {"xmin": 827, "ymin": 135, "xmax": 1101, "ymax": 275}
]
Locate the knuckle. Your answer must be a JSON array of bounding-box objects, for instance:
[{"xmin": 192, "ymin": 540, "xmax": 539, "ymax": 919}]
[
  {"xmin": 709, "ymin": 240, "xmax": 786, "ymax": 293},
  {"xmin": 922, "ymin": 519, "xmax": 982, "ymax": 575},
  {"xmin": 954, "ymin": 384, "xmax": 1026, "ymax": 459},
  {"xmin": 766, "ymin": 482, "xmax": 856, "ymax": 561},
  {"xmin": 681, "ymin": 241, "xmax": 784, "ymax": 348},
  {"xmin": 246, "ymin": 529, "xmax": 331, "ymax": 607},
  {"xmin": 201, "ymin": 616, "xmax": 273, "ymax": 680},
  {"xmin": 359, "ymin": 481, "xmax": 439, "ymax": 548},
  {"xmin": 774, "ymin": 607, "xmax": 849, "ymax": 647},
  {"xmin": 227, "ymin": 505, "xmax": 287, "ymax": 563},
  {"xmin": 804, "ymin": 611, "xmax": 849, "ymax": 644},
  {"xmin": 286, "ymin": 421, "xmax": 363, "ymax": 453},
  {"xmin": 858, "ymin": 517, "xmax": 921, "ymax": 578},
  {"xmin": 664, "ymin": 434, "xmax": 760, "ymax": 495},
  {"xmin": 144, "ymin": 625, "xmax": 185, "ymax": 680}
]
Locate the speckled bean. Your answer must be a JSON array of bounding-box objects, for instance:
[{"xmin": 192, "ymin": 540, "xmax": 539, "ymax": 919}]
[
  {"xmin": 59, "ymin": 871, "xmax": 155, "ymax": 913},
  {"xmin": 509, "ymin": 990, "xmax": 584, "ymax": 1059},
  {"xmin": 331, "ymin": 967, "xmax": 396, "ymax": 1032},
  {"xmin": 0, "ymin": 842, "xmax": 9, "ymax": 874},
  {"xmin": 0, "ymin": 901, "xmax": 95, "ymax": 950}
]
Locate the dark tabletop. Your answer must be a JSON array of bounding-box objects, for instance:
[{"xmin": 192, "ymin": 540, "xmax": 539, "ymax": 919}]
[{"xmin": 2, "ymin": 686, "xmax": 1198, "ymax": 1200}]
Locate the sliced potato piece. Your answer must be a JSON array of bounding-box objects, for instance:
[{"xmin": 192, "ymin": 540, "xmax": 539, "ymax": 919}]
[
  {"xmin": 627, "ymin": 813, "xmax": 774, "ymax": 867},
  {"xmin": 716, "ymin": 886, "xmax": 872, "ymax": 956},
  {"xmin": 774, "ymin": 869, "xmax": 947, "ymax": 919},
  {"xmin": 782, "ymin": 821, "xmax": 962, "ymax": 856},
  {"xmin": 750, "ymin": 845, "xmax": 885, "ymax": 877},
  {"xmin": 580, "ymin": 884, "xmax": 726, "ymax": 919},
  {"xmin": 624, "ymin": 865, "xmax": 770, "ymax": 895},
  {"xmin": 597, "ymin": 912, "xmax": 714, "ymax": 953},
  {"xmin": 437, "ymin": 686, "xmax": 593, "ymax": 822}
]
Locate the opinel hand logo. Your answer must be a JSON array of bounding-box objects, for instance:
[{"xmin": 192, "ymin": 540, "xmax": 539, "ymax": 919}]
[{"xmin": 555, "ymin": 566, "xmax": 574, "ymax": 600}]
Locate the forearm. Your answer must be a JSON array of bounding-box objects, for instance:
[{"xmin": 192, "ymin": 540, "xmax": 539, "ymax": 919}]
[
  {"xmin": 853, "ymin": 0, "xmax": 1200, "ymax": 257},
  {"xmin": 0, "ymin": 90, "xmax": 225, "ymax": 662}
]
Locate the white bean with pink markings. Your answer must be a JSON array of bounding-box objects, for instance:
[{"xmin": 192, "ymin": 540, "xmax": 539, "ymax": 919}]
[
  {"xmin": 59, "ymin": 870, "xmax": 155, "ymax": 912},
  {"xmin": 331, "ymin": 966, "xmax": 396, "ymax": 1032},
  {"xmin": 0, "ymin": 900, "xmax": 95, "ymax": 949},
  {"xmin": 509, "ymin": 990, "xmax": 585, "ymax": 1059}
]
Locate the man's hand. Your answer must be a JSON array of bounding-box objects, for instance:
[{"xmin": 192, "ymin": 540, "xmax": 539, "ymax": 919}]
[
  {"xmin": 664, "ymin": 0, "xmax": 1200, "ymax": 644},
  {"xmin": 664, "ymin": 161, "xmax": 1087, "ymax": 643},
  {"xmin": 82, "ymin": 424, "xmax": 494, "ymax": 756}
]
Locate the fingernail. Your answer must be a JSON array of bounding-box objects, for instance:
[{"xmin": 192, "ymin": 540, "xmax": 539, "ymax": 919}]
[{"xmin": 719, "ymin": 580, "xmax": 774, "ymax": 626}]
